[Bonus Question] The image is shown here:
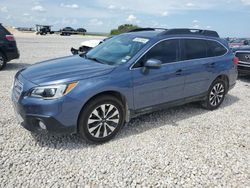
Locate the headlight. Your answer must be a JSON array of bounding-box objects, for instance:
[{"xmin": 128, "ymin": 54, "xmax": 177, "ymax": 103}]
[{"xmin": 30, "ymin": 82, "xmax": 78, "ymax": 99}]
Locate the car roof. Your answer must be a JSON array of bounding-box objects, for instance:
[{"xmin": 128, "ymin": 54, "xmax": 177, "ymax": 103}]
[
  {"xmin": 125, "ymin": 31, "xmax": 223, "ymax": 40},
  {"xmin": 126, "ymin": 30, "xmax": 163, "ymax": 38},
  {"xmin": 123, "ymin": 30, "xmax": 228, "ymax": 48},
  {"xmin": 125, "ymin": 28, "xmax": 221, "ymax": 40}
]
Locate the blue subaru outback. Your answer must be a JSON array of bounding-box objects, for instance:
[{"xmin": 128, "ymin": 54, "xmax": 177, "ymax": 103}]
[{"xmin": 12, "ymin": 28, "xmax": 238, "ymax": 143}]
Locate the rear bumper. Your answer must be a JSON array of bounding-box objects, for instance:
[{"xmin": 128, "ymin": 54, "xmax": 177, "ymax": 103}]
[{"xmin": 5, "ymin": 47, "xmax": 20, "ymax": 62}]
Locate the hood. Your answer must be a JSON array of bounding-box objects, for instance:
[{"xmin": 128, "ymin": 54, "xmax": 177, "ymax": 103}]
[{"xmin": 20, "ymin": 55, "xmax": 115, "ymax": 85}]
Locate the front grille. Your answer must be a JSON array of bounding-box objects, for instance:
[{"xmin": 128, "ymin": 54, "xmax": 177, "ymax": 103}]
[
  {"xmin": 13, "ymin": 79, "xmax": 23, "ymax": 102},
  {"xmin": 238, "ymin": 66, "xmax": 250, "ymax": 71},
  {"xmin": 235, "ymin": 52, "xmax": 250, "ymax": 64}
]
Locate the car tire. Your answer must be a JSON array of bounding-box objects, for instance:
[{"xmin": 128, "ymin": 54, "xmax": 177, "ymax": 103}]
[
  {"xmin": 78, "ymin": 95, "xmax": 125, "ymax": 143},
  {"xmin": 0, "ymin": 52, "xmax": 6, "ymax": 71},
  {"xmin": 201, "ymin": 79, "xmax": 226, "ymax": 110}
]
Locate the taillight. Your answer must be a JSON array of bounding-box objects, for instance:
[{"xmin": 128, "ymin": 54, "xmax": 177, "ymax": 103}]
[
  {"xmin": 5, "ymin": 35, "xmax": 15, "ymax": 41},
  {"xmin": 233, "ymin": 56, "xmax": 239, "ymax": 65}
]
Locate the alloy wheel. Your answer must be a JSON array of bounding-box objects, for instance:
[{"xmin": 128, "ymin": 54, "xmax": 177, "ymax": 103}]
[
  {"xmin": 87, "ymin": 104, "xmax": 120, "ymax": 138},
  {"xmin": 209, "ymin": 83, "xmax": 225, "ymax": 106}
]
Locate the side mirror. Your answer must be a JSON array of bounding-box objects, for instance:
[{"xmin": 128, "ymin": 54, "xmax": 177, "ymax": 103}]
[{"xmin": 144, "ymin": 59, "xmax": 162, "ymax": 69}]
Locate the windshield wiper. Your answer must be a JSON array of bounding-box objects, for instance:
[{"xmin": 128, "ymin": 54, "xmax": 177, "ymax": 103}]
[{"xmin": 85, "ymin": 55, "xmax": 104, "ymax": 64}]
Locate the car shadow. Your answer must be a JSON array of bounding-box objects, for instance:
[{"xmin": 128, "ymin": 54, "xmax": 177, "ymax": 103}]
[
  {"xmin": 30, "ymin": 94, "xmax": 239, "ymax": 150},
  {"xmin": 118, "ymin": 94, "xmax": 239, "ymax": 141},
  {"xmin": 3, "ymin": 62, "xmax": 30, "ymax": 71}
]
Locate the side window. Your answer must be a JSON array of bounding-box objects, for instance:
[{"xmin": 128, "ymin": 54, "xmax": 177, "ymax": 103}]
[
  {"xmin": 182, "ymin": 39, "xmax": 207, "ymax": 60},
  {"xmin": 133, "ymin": 39, "xmax": 179, "ymax": 68},
  {"xmin": 0, "ymin": 25, "xmax": 9, "ymax": 35},
  {"xmin": 207, "ymin": 40, "xmax": 227, "ymax": 57}
]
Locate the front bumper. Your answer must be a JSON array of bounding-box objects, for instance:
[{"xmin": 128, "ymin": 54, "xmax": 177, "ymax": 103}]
[
  {"xmin": 238, "ymin": 65, "xmax": 250, "ymax": 75},
  {"xmin": 12, "ymin": 98, "xmax": 78, "ymax": 134},
  {"xmin": 5, "ymin": 47, "xmax": 20, "ymax": 62},
  {"xmin": 12, "ymin": 74, "xmax": 81, "ymax": 134},
  {"xmin": 235, "ymin": 51, "xmax": 250, "ymax": 76},
  {"xmin": 15, "ymin": 111, "xmax": 76, "ymax": 133}
]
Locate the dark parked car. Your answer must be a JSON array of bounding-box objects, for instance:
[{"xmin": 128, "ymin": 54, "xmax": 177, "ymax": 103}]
[
  {"xmin": 60, "ymin": 27, "xmax": 75, "ymax": 36},
  {"xmin": 76, "ymin": 28, "xmax": 87, "ymax": 33},
  {"xmin": 0, "ymin": 24, "xmax": 19, "ymax": 70},
  {"xmin": 12, "ymin": 28, "xmax": 238, "ymax": 143},
  {"xmin": 233, "ymin": 46, "xmax": 250, "ymax": 76}
]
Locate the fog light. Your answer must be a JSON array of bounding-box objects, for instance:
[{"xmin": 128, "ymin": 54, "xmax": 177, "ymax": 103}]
[{"xmin": 38, "ymin": 121, "xmax": 47, "ymax": 130}]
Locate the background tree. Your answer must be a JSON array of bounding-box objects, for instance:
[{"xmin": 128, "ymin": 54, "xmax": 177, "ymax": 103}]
[{"xmin": 110, "ymin": 24, "xmax": 140, "ymax": 35}]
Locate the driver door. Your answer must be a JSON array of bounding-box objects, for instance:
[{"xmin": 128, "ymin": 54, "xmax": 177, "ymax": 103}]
[{"xmin": 131, "ymin": 39, "xmax": 186, "ymax": 110}]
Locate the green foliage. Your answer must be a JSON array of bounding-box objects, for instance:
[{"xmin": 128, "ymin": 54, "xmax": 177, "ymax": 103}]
[{"xmin": 110, "ymin": 24, "xmax": 140, "ymax": 35}]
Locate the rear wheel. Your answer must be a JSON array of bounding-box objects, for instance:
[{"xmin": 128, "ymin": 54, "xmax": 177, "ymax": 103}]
[
  {"xmin": 0, "ymin": 52, "xmax": 6, "ymax": 71},
  {"xmin": 202, "ymin": 79, "xmax": 226, "ymax": 110},
  {"xmin": 78, "ymin": 95, "xmax": 125, "ymax": 143}
]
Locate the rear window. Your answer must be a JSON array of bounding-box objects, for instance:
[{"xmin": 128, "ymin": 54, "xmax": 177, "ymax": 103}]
[
  {"xmin": 0, "ymin": 24, "xmax": 10, "ymax": 35},
  {"xmin": 207, "ymin": 40, "xmax": 227, "ymax": 57},
  {"xmin": 182, "ymin": 39, "xmax": 227, "ymax": 61}
]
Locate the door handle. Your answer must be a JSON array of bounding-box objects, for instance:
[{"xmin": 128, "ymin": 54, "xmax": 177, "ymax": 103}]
[
  {"xmin": 175, "ymin": 69, "xmax": 183, "ymax": 75},
  {"xmin": 207, "ymin": 63, "xmax": 215, "ymax": 68}
]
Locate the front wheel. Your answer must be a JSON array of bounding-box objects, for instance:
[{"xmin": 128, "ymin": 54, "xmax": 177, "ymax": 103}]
[
  {"xmin": 78, "ymin": 95, "xmax": 125, "ymax": 143},
  {"xmin": 202, "ymin": 79, "xmax": 226, "ymax": 110}
]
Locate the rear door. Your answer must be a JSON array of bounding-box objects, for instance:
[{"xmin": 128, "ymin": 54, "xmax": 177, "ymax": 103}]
[{"xmin": 180, "ymin": 38, "xmax": 211, "ymax": 97}]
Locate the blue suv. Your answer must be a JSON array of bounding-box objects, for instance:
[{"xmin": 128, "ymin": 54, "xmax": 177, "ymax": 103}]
[{"xmin": 12, "ymin": 28, "xmax": 238, "ymax": 143}]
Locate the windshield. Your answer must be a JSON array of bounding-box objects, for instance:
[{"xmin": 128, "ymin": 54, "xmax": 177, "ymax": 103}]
[{"xmin": 85, "ymin": 35, "xmax": 149, "ymax": 66}]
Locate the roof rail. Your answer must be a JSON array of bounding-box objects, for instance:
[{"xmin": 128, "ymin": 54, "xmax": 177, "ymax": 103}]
[
  {"xmin": 160, "ymin": 28, "xmax": 220, "ymax": 38},
  {"xmin": 128, "ymin": 27, "xmax": 167, "ymax": 33}
]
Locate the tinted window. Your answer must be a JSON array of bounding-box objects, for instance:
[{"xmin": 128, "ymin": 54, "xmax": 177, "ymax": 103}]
[
  {"xmin": 133, "ymin": 39, "xmax": 179, "ymax": 68},
  {"xmin": 207, "ymin": 40, "xmax": 227, "ymax": 57},
  {"xmin": 182, "ymin": 39, "xmax": 207, "ymax": 60}
]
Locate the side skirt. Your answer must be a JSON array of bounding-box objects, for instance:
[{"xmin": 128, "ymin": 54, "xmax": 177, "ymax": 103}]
[{"xmin": 130, "ymin": 93, "xmax": 207, "ymax": 119}]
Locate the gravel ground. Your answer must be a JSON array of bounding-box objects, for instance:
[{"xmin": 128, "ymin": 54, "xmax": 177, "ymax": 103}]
[{"xmin": 0, "ymin": 35, "xmax": 250, "ymax": 187}]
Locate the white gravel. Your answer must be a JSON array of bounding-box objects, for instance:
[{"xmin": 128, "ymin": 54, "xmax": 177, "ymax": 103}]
[{"xmin": 0, "ymin": 35, "xmax": 250, "ymax": 187}]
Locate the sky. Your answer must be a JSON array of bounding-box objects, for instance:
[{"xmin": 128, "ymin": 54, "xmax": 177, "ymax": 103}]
[{"xmin": 0, "ymin": 0, "xmax": 249, "ymax": 37}]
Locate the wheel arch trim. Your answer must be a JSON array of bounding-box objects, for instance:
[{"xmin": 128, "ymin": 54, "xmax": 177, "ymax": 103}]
[{"xmin": 76, "ymin": 90, "xmax": 130, "ymax": 133}]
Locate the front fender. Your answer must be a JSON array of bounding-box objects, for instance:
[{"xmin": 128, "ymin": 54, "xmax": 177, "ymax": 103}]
[{"xmin": 68, "ymin": 70, "xmax": 134, "ymax": 113}]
